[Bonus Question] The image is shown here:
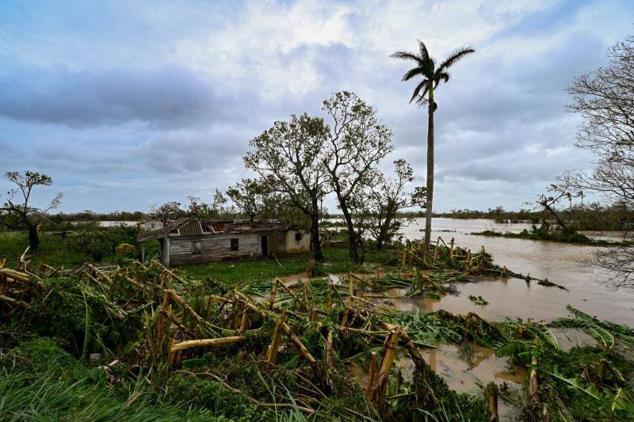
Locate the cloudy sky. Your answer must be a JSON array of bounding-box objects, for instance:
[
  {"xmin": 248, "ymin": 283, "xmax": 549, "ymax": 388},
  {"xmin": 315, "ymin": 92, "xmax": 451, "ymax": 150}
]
[{"xmin": 0, "ymin": 0, "xmax": 632, "ymax": 213}]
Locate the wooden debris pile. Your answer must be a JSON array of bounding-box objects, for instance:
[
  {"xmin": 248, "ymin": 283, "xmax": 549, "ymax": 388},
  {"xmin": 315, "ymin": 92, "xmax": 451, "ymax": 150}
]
[{"xmin": 401, "ymin": 236, "xmax": 494, "ymax": 273}]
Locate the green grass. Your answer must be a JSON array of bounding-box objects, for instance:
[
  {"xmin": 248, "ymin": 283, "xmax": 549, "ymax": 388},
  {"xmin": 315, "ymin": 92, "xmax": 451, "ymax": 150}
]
[
  {"xmin": 0, "ymin": 231, "xmax": 85, "ymax": 267},
  {"xmin": 0, "ymin": 229, "xmax": 140, "ymax": 268},
  {"xmin": 0, "ymin": 338, "xmax": 224, "ymax": 422},
  {"xmin": 178, "ymin": 247, "xmax": 398, "ymax": 287}
]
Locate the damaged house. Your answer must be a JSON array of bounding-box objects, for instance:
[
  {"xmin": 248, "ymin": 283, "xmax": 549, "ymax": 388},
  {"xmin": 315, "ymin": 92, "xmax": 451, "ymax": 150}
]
[{"xmin": 137, "ymin": 218, "xmax": 311, "ymax": 266}]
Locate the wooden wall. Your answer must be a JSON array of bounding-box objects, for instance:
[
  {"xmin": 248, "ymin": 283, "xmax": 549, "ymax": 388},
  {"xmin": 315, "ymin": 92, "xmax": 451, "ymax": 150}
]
[
  {"xmin": 163, "ymin": 229, "xmax": 311, "ymax": 266},
  {"xmin": 168, "ymin": 233, "xmax": 259, "ymax": 265}
]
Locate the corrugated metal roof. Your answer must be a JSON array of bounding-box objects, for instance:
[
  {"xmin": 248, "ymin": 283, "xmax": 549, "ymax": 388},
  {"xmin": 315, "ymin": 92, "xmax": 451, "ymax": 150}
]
[{"xmin": 178, "ymin": 220, "xmax": 203, "ymax": 236}]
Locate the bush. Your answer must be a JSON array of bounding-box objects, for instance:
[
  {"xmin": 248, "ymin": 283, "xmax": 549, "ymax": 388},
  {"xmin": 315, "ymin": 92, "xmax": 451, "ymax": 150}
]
[{"xmin": 66, "ymin": 227, "xmax": 138, "ymax": 262}]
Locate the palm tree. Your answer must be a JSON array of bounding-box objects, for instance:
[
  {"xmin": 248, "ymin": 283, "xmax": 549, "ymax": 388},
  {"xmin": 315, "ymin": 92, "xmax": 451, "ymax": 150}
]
[{"xmin": 391, "ymin": 41, "xmax": 474, "ymax": 249}]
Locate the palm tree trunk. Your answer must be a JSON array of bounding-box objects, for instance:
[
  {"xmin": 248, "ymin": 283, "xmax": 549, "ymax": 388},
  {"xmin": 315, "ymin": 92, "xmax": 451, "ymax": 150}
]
[{"xmin": 424, "ymin": 88, "xmax": 435, "ymax": 249}]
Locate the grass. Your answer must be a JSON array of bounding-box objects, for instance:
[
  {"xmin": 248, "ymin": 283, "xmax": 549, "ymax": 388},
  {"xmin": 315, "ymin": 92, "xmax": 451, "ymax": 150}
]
[
  {"xmin": 0, "ymin": 229, "xmax": 140, "ymax": 268},
  {"xmin": 178, "ymin": 247, "xmax": 398, "ymax": 287},
  {"xmin": 0, "ymin": 339, "xmax": 224, "ymax": 422}
]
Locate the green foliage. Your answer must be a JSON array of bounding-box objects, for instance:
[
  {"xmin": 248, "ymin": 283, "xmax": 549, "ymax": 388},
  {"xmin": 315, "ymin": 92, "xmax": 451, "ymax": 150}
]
[
  {"xmin": 473, "ymin": 223, "xmax": 611, "ymax": 245},
  {"xmin": 67, "ymin": 227, "xmax": 138, "ymax": 262},
  {"xmin": 0, "ymin": 339, "xmax": 222, "ymax": 421},
  {"xmin": 0, "ymin": 227, "xmax": 139, "ymax": 267},
  {"xmin": 166, "ymin": 373, "xmax": 262, "ymax": 420}
]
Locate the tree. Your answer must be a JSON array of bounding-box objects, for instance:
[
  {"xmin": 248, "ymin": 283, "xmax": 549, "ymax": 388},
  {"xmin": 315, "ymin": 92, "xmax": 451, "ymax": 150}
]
[
  {"xmin": 0, "ymin": 171, "xmax": 62, "ymax": 250},
  {"xmin": 150, "ymin": 201, "xmax": 183, "ymax": 227},
  {"xmin": 323, "ymin": 91, "xmax": 393, "ymax": 263},
  {"xmin": 392, "ymin": 41, "xmax": 475, "ymax": 249},
  {"xmin": 563, "ymin": 36, "xmax": 634, "ymax": 288},
  {"xmin": 226, "ymin": 178, "xmax": 269, "ymax": 222},
  {"xmin": 210, "ymin": 189, "xmax": 230, "ymax": 218},
  {"xmin": 244, "ymin": 113, "xmax": 330, "ymax": 262},
  {"xmin": 365, "ymin": 159, "xmax": 417, "ymax": 250},
  {"xmin": 186, "ymin": 196, "xmax": 208, "ymax": 217}
]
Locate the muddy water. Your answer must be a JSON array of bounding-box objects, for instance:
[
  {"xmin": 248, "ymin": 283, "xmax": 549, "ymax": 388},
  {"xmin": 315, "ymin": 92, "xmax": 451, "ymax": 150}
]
[{"xmin": 400, "ymin": 218, "xmax": 634, "ymax": 325}]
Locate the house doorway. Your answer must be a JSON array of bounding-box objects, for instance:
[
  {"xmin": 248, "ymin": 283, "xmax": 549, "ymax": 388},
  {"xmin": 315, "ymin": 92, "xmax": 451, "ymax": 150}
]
[{"xmin": 260, "ymin": 235, "xmax": 268, "ymax": 256}]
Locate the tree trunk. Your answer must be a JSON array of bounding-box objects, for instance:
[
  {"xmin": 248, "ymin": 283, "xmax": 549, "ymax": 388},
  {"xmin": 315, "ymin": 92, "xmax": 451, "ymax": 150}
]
[
  {"xmin": 28, "ymin": 225, "xmax": 39, "ymax": 251},
  {"xmin": 423, "ymin": 88, "xmax": 435, "ymax": 250},
  {"xmin": 340, "ymin": 204, "xmax": 361, "ymax": 264},
  {"xmin": 309, "ymin": 200, "xmax": 324, "ymax": 262}
]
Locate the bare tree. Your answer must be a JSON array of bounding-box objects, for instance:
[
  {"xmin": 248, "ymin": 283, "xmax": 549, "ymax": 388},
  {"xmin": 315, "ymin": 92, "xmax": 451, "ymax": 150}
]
[
  {"xmin": 245, "ymin": 113, "xmax": 330, "ymax": 262},
  {"xmin": 186, "ymin": 196, "xmax": 208, "ymax": 217},
  {"xmin": 323, "ymin": 91, "xmax": 393, "ymax": 263},
  {"xmin": 150, "ymin": 201, "xmax": 183, "ymax": 227},
  {"xmin": 0, "ymin": 171, "xmax": 62, "ymax": 250},
  {"xmin": 564, "ymin": 36, "xmax": 634, "ymax": 287}
]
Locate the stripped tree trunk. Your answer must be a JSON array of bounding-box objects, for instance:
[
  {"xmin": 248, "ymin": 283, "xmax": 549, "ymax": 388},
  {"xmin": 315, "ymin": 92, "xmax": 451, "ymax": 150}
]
[{"xmin": 423, "ymin": 87, "xmax": 435, "ymax": 250}]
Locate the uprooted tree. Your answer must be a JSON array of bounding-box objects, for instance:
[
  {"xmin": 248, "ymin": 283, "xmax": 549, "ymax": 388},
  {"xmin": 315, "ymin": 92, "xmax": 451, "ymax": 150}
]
[
  {"xmin": 244, "ymin": 114, "xmax": 330, "ymax": 262},
  {"xmin": 0, "ymin": 171, "xmax": 62, "ymax": 251}
]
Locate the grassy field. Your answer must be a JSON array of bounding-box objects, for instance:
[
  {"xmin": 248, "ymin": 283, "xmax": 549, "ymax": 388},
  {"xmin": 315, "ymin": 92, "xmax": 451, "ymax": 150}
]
[
  {"xmin": 179, "ymin": 247, "xmax": 397, "ymax": 286},
  {"xmin": 0, "ymin": 229, "xmax": 398, "ymax": 287},
  {"xmin": 0, "ymin": 229, "xmax": 140, "ymax": 268}
]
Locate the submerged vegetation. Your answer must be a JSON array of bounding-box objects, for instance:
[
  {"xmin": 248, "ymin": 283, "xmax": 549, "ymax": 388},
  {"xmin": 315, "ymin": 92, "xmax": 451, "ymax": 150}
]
[
  {"xmin": 472, "ymin": 222, "xmax": 629, "ymax": 246},
  {"xmin": 1, "ymin": 239, "xmax": 633, "ymax": 421}
]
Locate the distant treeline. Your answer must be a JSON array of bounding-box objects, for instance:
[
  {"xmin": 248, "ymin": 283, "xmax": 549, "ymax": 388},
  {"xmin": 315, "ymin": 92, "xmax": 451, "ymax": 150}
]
[
  {"xmin": 9, "ymin": 201, "xmax": 630, "ymax": 233},
  {"xmin": 437, "ymin": 203, "xmax": 633, "ymax": 231}
]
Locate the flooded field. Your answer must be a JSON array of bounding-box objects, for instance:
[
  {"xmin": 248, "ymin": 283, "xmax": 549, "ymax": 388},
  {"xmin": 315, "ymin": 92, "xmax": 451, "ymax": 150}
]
[{"xmin": 401, "ymin": 218, "xmax": 634, "ymax": 325}]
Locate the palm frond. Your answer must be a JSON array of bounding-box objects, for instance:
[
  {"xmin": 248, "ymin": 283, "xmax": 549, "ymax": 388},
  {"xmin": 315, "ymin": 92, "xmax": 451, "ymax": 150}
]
[
  {"xmin": 417, "ymin": 40, "xmax": 430, "ymax": 61},
  {"xmin": 401, "ymin": 66, "xmax": 423, "ymax": 81},
  {"xmin": 437, "ymin": 47, "xmax": 475, "ymax": 72},
  {"xmin": 390, "ymin": 50, "xmax": 422, "ymax": 64},
  {"xmin": 435, "ymin": 71, "xmax": 449, "ymax": 86},
  {"xmin": 409, "ymin": 80, "xmax": 429, "ymax": 103},
  {"xmin": 415, "ymin": 84, "xmax": 430, "ymax": 105}
]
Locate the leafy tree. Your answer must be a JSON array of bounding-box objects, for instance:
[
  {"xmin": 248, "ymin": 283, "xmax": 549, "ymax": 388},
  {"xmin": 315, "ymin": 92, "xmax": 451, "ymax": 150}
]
[
  {"xmin": 150, "ymin": 201, "xmax": 183, "ymax": 227},
  {"xmin": 392, "ymin": 41, "xmax": 474, "ymax": 249},
  {"xmin": 244, "ymin": 114, "xmax": 330, "ymax": 262},
  {"xmin": 226, "ymin": 178, "xmax": 270, "ymax": 222},
  {"xmin": 0, "ymin": 171, "xmax": 62, "ymax": 250},
  {"xmin": 210, "ymin": 189, "xmax": 230, "ymax": 218},
  {"xmin": 364, "ymin": 159, "xmax": 417, "ymax": 250},
  {"xmin": 323, "ymin": 91, "xmax": 392, "ymax": 263}
]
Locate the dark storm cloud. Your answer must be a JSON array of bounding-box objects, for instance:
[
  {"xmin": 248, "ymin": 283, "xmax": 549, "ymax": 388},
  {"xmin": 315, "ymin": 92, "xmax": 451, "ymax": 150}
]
[{"xmin": 0, "ymin": 65, "xmax": 239, "ymax": 128}]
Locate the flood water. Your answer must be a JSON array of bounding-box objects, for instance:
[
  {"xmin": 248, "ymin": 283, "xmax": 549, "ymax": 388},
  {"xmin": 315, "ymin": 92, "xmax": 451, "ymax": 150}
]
[{"xmin": 400, "ymin": 218, "xmax": 634, "ymax": 326}]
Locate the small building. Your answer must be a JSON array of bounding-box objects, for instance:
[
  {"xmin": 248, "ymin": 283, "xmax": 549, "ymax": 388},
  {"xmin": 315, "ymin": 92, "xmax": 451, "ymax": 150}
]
[{"xmin": 137, "ymin": 218, "xmax": 310, "ymax": 266}]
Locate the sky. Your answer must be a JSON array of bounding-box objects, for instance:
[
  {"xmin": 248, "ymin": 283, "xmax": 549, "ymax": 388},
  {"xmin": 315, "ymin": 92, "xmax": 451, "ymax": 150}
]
[{"xmin": 0, "ymin": 0, "xmax": 632, "ymax": 214}]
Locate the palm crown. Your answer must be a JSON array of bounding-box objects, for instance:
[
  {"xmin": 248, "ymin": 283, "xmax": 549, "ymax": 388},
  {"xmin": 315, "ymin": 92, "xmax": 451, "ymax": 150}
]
[{"xmin": 391, "ymin": 41, "xmax": 474, "ymax": 106}]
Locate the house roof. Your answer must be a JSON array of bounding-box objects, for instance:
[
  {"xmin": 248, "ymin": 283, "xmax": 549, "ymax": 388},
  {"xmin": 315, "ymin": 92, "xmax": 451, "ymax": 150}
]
[{"xmin": 137, "ymin": 218, "xmax": 297, "ymax": 242}]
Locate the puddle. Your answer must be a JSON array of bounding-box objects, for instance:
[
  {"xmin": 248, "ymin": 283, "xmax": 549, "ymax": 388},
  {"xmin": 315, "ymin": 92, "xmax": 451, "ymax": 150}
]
[
  {"xmin": 349, "ymin": 341, "xmax": 525, "ymax": 421},
  {"xmin": 394, "ymin": 343, "xmax": 527, "ymax": 393}
]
